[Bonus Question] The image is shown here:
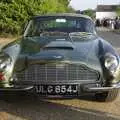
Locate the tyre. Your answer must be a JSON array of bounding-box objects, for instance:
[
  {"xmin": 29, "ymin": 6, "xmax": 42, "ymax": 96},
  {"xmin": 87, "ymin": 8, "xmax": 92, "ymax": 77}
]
[{"xmin": 95, "ymin": 89, "xmax": 119, "ymax": 102}]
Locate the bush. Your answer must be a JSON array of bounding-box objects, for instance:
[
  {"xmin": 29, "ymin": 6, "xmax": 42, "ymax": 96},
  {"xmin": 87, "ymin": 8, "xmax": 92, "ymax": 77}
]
[{"xmin": 0, "ymin": 0, "xmax": 71, "ymax": 35}]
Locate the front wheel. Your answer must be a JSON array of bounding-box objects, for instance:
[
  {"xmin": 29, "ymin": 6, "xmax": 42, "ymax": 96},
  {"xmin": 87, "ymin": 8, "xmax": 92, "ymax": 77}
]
[{"xmin": 95, "ymin": 89, "xmax": 119, "ymax": 102}]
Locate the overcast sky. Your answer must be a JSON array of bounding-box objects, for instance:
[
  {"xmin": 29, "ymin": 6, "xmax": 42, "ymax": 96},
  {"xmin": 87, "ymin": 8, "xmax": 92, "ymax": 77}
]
[{"xmin": 70, "ymin": 0, "xmax": 120, "ymax": 10}]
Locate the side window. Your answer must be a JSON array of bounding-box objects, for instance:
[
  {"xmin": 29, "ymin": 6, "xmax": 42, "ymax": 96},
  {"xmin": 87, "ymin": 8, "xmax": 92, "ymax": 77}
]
[{"xmin": 84, "ymin": 19, "xmax": 95, "ymax": 33}]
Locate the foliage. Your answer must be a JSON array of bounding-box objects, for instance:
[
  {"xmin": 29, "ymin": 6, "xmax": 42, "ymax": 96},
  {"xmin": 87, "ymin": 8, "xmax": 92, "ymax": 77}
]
[
  {"xmin": 82, "ymin": 9, "xmax": 95, "ymax": 19},
  {"xmin": 0, "ymin": 0, "xmax": 71, "ymax": 35},
  {"xmin": 116, "ymin": 6, "xmax": 120, "ymax": 16}
]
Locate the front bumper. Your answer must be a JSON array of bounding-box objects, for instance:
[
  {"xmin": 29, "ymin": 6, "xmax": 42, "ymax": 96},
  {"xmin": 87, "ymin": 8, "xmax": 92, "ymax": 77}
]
[
  {"xmin": 0, "ymin": 86, "xmax": 34, "ymax": 91},
  {"xmin": 83, "ymin": 83, "xmax": 120, "ymax": 92},
  {"xmin": 0, "ymin": 83, "xmax": 120, "ymax": 93}
]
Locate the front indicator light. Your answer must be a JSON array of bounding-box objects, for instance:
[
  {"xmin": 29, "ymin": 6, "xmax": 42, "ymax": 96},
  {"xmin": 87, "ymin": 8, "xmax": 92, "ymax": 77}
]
[{"xmin": 0, "ymin": 72, "xmax": 5, "ymax": 81}]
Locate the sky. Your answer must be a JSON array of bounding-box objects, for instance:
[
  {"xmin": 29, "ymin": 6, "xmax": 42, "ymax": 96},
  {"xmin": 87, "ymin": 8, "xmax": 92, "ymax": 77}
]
[{"xmin": 70, "ymin": 0, "xmax": 120, "ymax": 10}]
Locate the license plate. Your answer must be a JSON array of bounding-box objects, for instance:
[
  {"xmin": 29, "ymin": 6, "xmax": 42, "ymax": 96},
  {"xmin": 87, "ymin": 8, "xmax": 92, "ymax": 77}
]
[{"xmin": 35, "ymin": 85, "xmax": 78, "ymax": 95}]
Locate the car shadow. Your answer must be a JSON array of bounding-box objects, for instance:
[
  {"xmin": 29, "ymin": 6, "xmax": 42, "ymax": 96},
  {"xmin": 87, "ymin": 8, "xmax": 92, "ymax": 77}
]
[
  {"xmin": 0, "ymin": 93, "xmax": 119, "ymax": 120},
  {"xmin": 39, "ymin": 93, "xmax": 98, "ymax": 102}
]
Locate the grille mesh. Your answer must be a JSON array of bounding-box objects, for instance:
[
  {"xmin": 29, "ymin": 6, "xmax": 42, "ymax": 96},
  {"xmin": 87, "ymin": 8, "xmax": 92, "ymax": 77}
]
[{"xmin": 15, "ymin": 64, "xmax": 99, "ymax": 82}]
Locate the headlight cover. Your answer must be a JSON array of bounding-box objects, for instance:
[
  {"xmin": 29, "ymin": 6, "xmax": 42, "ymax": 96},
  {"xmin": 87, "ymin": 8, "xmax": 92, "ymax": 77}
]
[
  {"xmin": 0, "ymin": 52, "xmax": 11, "ymax": 70},
  {"xmin": 104, "ymin": 53, "xmax": 119, "ymax": 74}
]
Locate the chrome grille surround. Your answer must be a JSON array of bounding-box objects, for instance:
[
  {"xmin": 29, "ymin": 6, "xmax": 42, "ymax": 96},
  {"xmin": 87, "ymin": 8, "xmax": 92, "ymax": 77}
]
[{"xmin": 15, "ymin": 63, "xmax": 100, "ymax": 83}]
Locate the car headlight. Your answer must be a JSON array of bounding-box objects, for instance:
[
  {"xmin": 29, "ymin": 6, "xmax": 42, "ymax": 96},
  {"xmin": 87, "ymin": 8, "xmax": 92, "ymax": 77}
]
[
  {"xmin": 0, "ymin": 52, "xmax": 11, "ymax": 70},
  {"xmin": 104, "ymin": 53, "xmax": 119, "ymax": 73}
]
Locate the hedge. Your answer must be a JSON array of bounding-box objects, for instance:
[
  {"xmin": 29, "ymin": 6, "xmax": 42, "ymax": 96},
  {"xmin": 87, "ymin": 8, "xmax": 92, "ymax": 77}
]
[{"xmin": 0, "ymin": 0, "xmax": 72, "ymax": 35}]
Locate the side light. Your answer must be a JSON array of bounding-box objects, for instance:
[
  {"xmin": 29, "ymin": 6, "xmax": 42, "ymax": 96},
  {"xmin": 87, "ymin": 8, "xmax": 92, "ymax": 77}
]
[{"xmin": 0, "ymin": 72, "xmax": 5, "ymax": 81}]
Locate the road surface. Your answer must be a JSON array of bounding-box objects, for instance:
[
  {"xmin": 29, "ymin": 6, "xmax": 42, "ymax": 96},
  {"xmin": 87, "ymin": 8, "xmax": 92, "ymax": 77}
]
[{"xmin": 98, "ymin": 30, "xmax": 120, "ymax": 48}]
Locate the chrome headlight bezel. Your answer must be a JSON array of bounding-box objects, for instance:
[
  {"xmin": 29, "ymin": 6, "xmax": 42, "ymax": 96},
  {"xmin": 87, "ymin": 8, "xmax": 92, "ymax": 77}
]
[
  {"xmin": 0, "ymin": 52, "xmax": 11, "ymax": 70},
  {"xmin": 104, "ymin": 53, "xmax": 119, "ymax": 74}
]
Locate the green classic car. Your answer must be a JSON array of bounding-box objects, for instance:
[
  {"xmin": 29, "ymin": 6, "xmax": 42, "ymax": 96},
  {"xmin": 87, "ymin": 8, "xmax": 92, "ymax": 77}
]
[{"xmin": 0, "ymin": 13, "xmax": 120, "ymax": 102}]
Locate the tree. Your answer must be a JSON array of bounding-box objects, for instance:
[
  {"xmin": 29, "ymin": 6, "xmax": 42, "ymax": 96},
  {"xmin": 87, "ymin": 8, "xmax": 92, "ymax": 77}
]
[
  {"xmin": 82, "ymin": 9, "xmax": 95, "ymax": 19},
  {"xmin": 0, "ymin": 0, "xmax": 71, "ymax": 35},
  {"xmin": 116, "ymin": 6, "xmax": 120, "ymax": 16}
]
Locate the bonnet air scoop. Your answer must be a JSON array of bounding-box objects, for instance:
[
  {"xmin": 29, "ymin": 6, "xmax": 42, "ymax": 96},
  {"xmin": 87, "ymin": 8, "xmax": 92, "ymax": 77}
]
[
  {"xmin": 43, "ymin": 41, "xmax": 75, "ymax": 50},
  {"xmin": 27, "ymin": 51, "xmax": 65, "ymax": 64}
]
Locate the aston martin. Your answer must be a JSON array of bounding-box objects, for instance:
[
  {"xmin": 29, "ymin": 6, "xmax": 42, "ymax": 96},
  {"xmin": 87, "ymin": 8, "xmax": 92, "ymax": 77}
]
[{"xmin": 0, "ymin": 13, "xmax": 120, "ymax": 102}]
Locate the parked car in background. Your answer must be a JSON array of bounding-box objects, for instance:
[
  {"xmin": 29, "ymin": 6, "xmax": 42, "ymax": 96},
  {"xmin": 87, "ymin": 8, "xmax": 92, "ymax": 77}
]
[{"xmin": 0, "ymin": 13, "xmax": 120, "ymax": 102}]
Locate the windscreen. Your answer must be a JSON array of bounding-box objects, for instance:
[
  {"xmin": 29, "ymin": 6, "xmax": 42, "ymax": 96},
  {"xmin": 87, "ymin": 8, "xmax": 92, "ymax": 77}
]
[{"xmin": 24, "ymin": 17, "xmax": 95, "ymax": 37}]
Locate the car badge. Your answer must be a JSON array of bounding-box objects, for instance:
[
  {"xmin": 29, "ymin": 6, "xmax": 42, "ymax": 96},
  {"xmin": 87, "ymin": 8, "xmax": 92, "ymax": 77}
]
[{"xmin": 53, "ymin": 56, "xmax": 62, "ymax": 59}]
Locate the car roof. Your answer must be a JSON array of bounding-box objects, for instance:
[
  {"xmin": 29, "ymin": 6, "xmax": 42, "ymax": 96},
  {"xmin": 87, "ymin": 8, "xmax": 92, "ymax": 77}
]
[{"xmin": 32, "ymin": 13, "xmax": 92, "ymax": 20}]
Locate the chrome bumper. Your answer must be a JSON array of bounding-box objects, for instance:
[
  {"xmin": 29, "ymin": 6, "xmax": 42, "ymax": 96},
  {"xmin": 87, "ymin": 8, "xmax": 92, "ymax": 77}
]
[
  {"xmin": 83, "ymin": 83, "xmax": 120, "ymax": 92},
  {"xmin": 0, "ymin": 83, "xmax": 120, "ymax": 93},
  {"xmin": 0, "ymin": 86, "xmax": 33, "ymax": 91}
]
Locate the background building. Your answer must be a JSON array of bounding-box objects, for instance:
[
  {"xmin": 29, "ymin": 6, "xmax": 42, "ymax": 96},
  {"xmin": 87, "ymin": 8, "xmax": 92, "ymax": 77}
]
[{"xmin": 96, "ymin": 5, "xmax": 119, "ymax": 20}]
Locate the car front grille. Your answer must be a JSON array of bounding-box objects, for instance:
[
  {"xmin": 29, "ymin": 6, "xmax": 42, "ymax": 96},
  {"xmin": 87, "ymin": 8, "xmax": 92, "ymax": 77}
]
[{"xmin": 15, "ymin": 63, "xmax": 99, "ymax": 83}]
